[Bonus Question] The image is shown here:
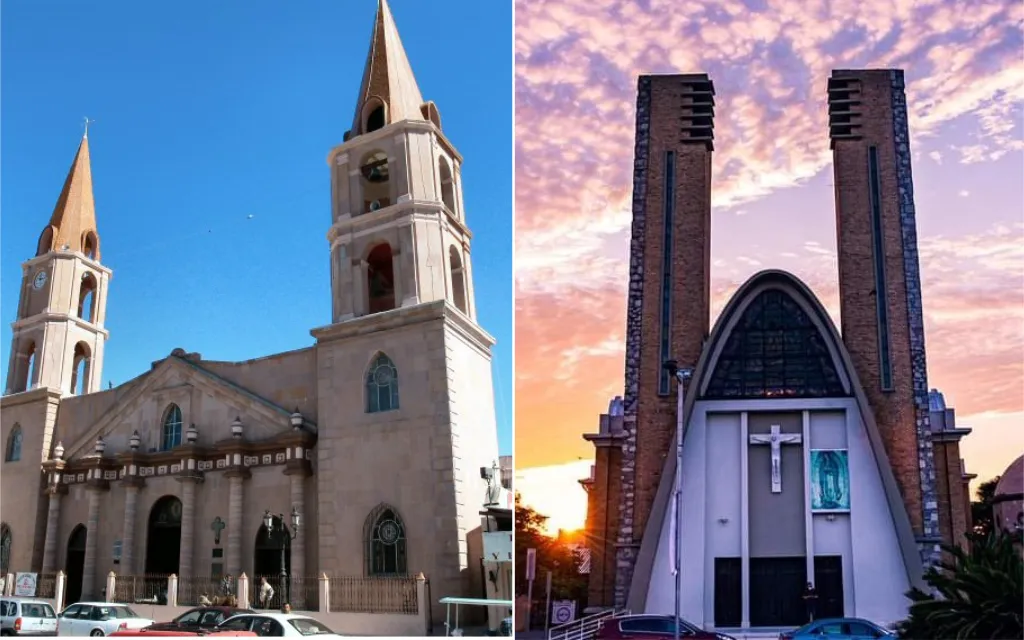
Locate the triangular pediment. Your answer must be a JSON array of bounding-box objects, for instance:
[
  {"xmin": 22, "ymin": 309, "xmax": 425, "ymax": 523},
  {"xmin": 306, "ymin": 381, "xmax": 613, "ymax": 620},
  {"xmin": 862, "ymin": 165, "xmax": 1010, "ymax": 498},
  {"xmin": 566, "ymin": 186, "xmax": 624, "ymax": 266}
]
[{"xmin": 62, "ymin": 355, "xmax": 314, "ymax": 460}]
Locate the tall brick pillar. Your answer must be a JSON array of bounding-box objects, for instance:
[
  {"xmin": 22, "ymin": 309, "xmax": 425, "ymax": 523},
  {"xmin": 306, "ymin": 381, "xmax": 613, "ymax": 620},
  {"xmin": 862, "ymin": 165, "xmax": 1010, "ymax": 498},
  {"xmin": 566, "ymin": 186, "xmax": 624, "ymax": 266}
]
[
  {"xmin": 828, "ymin": 69, "xmax": 941, "ymax": 566},
  {"xmin": 615, "ymin": 74, "xmax": 715, "ymax": 607},
  {"xmin": 583, "ymin": 402, "xmax": 625, "ymax": 609}
]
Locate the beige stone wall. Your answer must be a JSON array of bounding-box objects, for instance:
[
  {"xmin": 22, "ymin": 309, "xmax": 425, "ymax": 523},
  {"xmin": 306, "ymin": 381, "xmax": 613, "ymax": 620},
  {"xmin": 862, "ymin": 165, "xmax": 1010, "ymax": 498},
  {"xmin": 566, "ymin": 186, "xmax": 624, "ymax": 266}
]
[{"xmin": 200, "ymin": 348, "xmax": 318, "ymax": 424}]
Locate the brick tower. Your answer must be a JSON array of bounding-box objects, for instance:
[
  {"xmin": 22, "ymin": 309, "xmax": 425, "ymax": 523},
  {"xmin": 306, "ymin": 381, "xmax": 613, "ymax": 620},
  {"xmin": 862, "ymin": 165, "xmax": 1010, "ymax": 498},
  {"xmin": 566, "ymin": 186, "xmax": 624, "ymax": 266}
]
[
  {"xmin": 828, "ymin": 69, "xmax": 942, "ymax": 563},
  {"xmin": 614, "ymin": 74, "xmax": 715, "ymax": 606}
]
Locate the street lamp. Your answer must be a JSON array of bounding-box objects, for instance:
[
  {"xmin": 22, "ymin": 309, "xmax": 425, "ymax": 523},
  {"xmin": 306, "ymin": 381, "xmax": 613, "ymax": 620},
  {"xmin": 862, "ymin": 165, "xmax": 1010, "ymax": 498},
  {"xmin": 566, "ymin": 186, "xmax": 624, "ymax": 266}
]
[
  {"xmin": 663, "ymin": 360, "xmax": 693, "ymax": 640},
  {"xmin": 262, "ymin": 508, "xmax": 300, "ymax": 607}
]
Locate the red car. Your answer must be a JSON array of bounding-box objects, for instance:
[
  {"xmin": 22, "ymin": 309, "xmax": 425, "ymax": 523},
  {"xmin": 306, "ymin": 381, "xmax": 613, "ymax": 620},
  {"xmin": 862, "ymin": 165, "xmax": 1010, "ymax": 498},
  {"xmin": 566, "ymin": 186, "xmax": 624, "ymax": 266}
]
[
  {"xmin": 109, "ymin": 631, "xmax": 255, "ymax": 637},
  {"xmin": 596, "ymin": 614, "xmax": 736, "ymax": 640},
  {"xmin": 142, "ymin": 606, "xmax": 255, "ymax": 633}
]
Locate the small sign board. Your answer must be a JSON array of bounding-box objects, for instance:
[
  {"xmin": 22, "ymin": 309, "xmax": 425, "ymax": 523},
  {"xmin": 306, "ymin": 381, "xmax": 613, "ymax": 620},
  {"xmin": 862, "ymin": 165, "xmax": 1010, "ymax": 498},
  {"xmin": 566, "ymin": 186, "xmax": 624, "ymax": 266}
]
[
  {"xmin": 525, "ymin": 548, "xmax": 537, "ymax": 581},
  {"xmin": 552, "ymin": 600, "xmax": 576, "ymax": 625},
  {"xmin": 14, "ymin": 573, "xmax": 37, "ymax": 597}
]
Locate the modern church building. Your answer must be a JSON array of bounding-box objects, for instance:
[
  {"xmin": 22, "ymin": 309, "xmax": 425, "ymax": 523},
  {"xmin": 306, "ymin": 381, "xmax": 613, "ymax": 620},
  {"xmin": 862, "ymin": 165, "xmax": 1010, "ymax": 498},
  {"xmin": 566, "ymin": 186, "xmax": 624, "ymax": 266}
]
[{"xmin": 581, "ymin": 71, "xmax": 974, "ymax": 631}]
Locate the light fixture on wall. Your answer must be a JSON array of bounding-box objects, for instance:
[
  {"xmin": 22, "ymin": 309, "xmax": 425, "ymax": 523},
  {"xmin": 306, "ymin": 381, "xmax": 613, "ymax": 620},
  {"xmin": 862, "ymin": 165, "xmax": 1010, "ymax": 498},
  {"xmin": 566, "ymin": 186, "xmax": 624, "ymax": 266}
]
[
  {"xmin": 826, "ymin": 514, "xmax": 837, "ymax": 522},
  {"xmin": 717, "ymin": 517, "xmax": 729, "ymax": 525}
]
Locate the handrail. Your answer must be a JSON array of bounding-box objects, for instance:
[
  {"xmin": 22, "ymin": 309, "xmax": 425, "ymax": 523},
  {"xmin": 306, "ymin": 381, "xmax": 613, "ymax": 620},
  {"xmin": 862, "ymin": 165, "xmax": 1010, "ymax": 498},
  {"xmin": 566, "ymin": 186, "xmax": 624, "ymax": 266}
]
[{"xmin": 548, "ymin": 608, "xmax": 630, "ymax": 640}]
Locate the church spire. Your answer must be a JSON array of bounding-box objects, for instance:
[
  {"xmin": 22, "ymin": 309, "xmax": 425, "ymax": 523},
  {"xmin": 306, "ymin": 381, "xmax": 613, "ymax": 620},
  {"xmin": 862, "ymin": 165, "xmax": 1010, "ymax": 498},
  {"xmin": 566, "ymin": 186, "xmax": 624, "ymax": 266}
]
[
  {"xmin": 349, "ymin": 0, "xmax": 431, "ymax": 137},
  {"xmin": 39, "ymin": 133, "xmax": 100, "ymax": 260}
]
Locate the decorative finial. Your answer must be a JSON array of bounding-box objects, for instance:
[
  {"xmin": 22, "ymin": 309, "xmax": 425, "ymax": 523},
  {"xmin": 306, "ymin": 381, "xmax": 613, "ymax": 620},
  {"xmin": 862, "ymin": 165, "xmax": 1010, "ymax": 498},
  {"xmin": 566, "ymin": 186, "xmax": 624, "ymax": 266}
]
[
  {"xmin": 186, "ymin": 423, "xmax": 198, "ymax": 444},
  {"xmin": 129, "ymin": 431, "xmax": 141, "ymax": 451},
  {"xmin": 231, "ymin": 417, "xmax": 244, "ymax": 439},
  {"xmin": 290, "ymin": 409, "xmax": 303, "ymax": 430},
  {"xmin": 54, "ymin": 441, "xmax": 65, "ymax": 460},
  {"xmin": 83, "ymin": 117, "xmax": 94, "ymax": 139},
  {"xmin": 94, "ymin": 436, "xmax": 106, "ymax": 455}
]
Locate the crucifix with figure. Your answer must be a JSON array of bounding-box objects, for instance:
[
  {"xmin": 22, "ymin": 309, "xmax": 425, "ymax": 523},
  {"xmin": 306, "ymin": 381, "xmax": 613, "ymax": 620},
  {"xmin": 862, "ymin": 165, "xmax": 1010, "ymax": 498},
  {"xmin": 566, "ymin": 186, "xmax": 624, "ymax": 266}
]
[{"xmin": 749, "ymin": 424, "xmax": 802, "ymax": 493}]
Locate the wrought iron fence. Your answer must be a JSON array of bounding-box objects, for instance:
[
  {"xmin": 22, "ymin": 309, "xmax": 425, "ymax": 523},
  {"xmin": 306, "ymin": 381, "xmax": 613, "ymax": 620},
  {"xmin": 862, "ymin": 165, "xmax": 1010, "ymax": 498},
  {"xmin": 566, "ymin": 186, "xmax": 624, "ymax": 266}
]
[
  {"xmin": 251, "ymin": 575, "xmax": 289, "ymax": 611},
  {"xmin": 328, "ymin": 575, "xmax": 418, "ymax": 614},
  {"xmin": 176, "ymin": 575, "xmax": 228, "ymax": 607},
  {"xmin": 35, "ymin": 574, "xmax": 57, "ymax": 599},
  {"xmin": 113, "ymin": 575, "xmax": 169, "ymax": 605},
  {"xmin": 288, "ymin": 575, "xmax": 319, "ymax": 611}
]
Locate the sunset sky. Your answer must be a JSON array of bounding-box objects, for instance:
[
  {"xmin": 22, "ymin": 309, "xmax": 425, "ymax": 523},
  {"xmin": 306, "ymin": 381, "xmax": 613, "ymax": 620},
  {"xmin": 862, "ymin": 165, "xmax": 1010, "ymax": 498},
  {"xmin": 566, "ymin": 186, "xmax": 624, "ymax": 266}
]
[{"xmin": 514, "ymin": 0, "xmax": 1024, "ymax": 535}]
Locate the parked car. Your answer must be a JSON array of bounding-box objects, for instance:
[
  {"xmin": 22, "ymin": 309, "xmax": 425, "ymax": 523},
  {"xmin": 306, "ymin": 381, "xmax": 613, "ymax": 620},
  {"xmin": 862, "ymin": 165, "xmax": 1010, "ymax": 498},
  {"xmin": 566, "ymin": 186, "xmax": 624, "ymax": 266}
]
[
  {"xmin": 57, "ymin": 603, "xmax": 154, "ymax": 636},
  {"xmin": 0, "ymin": 597, "xmax": 59, "ymax": 636},
  {"xmin": 142, "ymin": 606, "xmax": 255, "ymax": 633},
  {"xmin": 109, "ymin": 630, "xmax": 256, "ymax": 637},
  {"xmin": 218, "ymin": 613, "xmax": 344, "ymax": 637},
  {"xmin": 596, "ymin": 614, "xmax": 736, "ymax": 640},
  {"xmin": 779, "ymin": 618, "xmax": 895, "ymax": 640}
]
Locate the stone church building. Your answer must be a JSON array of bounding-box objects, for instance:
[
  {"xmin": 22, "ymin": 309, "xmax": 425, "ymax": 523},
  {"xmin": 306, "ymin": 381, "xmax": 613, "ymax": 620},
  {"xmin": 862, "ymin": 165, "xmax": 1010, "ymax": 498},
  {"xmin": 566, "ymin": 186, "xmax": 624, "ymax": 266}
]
[
  {"xmin": 0, "ymin": 0, "xmax": 499, "ymax": 621},
  {"xmin": 581, "ymin": 71, "xmax": 974, "ymax": 630}
]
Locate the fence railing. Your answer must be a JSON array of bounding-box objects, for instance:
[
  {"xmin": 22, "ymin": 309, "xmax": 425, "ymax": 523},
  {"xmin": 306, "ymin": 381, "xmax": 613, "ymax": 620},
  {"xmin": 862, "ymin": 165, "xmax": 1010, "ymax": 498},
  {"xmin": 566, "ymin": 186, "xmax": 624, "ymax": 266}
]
[
  {"xmin": 35, "ymin": 574, "xmax": 57, "ymax": 599},
  {"xmin": 113, "ymin": 574, "xmax": 170, "ymax": 604},
  {"xmin": 176, "ymin": 575, "xmax": 226, "ymax": 607},
  {"xmin": 328, "ymin": 575, "xmax": 418, "ymax": 614}
]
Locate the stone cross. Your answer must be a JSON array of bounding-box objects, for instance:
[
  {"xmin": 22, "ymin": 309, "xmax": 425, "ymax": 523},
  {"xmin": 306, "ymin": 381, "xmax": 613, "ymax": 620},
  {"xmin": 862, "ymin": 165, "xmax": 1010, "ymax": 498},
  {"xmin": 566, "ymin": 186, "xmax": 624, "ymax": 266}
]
[
  {"xmin": 749, "ymin": 424, "xmax": 802, "ymax": 493},
  {"xmin": 211, "ymin": 517, "xmax": 226, "ymax": 545}
]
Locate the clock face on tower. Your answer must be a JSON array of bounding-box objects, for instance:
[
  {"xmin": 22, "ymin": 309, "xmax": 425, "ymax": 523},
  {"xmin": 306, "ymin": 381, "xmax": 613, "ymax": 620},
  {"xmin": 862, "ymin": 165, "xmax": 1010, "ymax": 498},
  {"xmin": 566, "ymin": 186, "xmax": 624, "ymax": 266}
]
[{"xmin": 33, "ymin": 270, "xmax": 48, "ymax": 290}]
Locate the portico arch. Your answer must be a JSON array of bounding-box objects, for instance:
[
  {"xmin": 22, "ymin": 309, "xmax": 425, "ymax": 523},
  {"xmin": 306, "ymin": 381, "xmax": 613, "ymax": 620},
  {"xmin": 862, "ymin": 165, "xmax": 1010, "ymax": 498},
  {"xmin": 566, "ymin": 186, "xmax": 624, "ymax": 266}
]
[
  {"xmin": 145, "ymin": 496, "xmax": 182, "ymax": 576},
  {"xmin": 253, "ymin": 516, "xmax": 291, "ymax": 605},
  {"xmin": 65, "ymin": 525, "xmax": 87, "ymax": 605}
]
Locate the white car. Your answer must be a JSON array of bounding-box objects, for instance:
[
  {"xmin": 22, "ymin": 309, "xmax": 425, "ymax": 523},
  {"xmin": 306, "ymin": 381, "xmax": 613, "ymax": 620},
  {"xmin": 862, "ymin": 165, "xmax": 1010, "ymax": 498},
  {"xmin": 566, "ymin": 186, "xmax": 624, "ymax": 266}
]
[
  {"xmin": 218, "ymin": 612, "xmax": 343, "ymax": 637},
  {"xmin": 0, "ymin": 597, "xmax": 59, "ymax": 636},
  {"xmin": 57, "ymin": 603, "xmax": 154, "ymax": 637}
]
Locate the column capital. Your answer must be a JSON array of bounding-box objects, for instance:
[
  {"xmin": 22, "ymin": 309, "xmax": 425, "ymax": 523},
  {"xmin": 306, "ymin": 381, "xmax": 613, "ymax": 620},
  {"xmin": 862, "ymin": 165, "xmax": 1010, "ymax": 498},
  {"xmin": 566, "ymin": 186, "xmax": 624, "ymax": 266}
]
[
  {"xmin": 283, "ymin": 459, "xmax": 313, "ymax": 477},
  {"xmin": 224, "ymin": 466, "xmax": 252, "ymax": 480},
  {"xmin": 44, "ymin": 482, "xmax": 69, "ymax": 497},
  {"xmin": 175, "ymin": 470, "xmax": 205, "ymax": 484},
  {"xmin": 122, "ymin": 476, "xmax": 146, "ymax": 489}
]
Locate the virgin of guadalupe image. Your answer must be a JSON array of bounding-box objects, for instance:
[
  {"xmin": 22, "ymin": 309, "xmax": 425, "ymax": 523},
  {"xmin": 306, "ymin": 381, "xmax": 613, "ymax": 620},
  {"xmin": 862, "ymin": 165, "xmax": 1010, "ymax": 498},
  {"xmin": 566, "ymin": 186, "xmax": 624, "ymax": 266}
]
[{"xmin": 812, "ymin": 450, "xmax": 850, "ymax": 510}]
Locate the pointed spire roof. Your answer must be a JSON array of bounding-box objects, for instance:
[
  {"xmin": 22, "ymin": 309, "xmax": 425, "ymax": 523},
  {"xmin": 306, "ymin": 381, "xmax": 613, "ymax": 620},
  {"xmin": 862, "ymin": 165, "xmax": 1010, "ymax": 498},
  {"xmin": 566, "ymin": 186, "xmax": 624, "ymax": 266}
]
[
  {"xmin": 350, "ymin": 0, "xmax": 427, "ymax": 134},
  {"xmin": 41, "ymin": 133, "xmax": 100, "ymax": 259}
]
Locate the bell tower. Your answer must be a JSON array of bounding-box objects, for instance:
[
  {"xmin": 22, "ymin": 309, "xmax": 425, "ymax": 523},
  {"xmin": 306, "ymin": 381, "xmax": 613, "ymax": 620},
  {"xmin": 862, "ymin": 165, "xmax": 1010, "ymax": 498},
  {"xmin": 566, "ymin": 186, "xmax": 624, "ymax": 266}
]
[
  {"xmin": 325, "ymin": 0, "xmax": 475, "ymax": 323},
  {"xmin": 5, "ymin": 132, "xmax": 111, "ymax": 397}
]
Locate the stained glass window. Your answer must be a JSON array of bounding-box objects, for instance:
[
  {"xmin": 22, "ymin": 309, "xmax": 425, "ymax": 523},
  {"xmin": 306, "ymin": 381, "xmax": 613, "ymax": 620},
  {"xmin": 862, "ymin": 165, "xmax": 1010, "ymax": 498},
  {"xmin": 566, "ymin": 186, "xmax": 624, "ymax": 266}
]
[
  {"xmin": 703, "ymin": 289, "xmax": 846, "ymax": 399},
  {"xmin": 366, "ymin": 506, "xmax": 407, "ymax": 576},
  {"xmin": 5, "ymin": 425, "xmax": 22, "ymax": 462},
  {"xmin": 366, "ymin": 354, "xmax": 400, "ymax": 413}
]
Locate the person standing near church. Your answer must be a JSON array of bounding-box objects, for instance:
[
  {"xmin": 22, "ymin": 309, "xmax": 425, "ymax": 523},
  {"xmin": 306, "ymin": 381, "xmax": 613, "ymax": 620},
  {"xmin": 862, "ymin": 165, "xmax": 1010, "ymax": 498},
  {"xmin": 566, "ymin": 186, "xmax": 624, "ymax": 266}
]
[
  {"xmin": 258, "ymin": 577, "xmax": 275, "ymax": 609},
  {"xmin": 802, "ymin": 582, "xmax": 818, "ymax": 622}
]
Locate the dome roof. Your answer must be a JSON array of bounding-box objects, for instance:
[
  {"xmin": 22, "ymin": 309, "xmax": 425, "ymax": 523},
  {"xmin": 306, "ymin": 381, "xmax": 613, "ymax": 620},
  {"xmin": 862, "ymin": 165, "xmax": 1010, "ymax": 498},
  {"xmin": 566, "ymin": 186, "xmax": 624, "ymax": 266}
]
[{"xmin": 995, "ymin": 454, "xmax": 1023, "ymax": 497}]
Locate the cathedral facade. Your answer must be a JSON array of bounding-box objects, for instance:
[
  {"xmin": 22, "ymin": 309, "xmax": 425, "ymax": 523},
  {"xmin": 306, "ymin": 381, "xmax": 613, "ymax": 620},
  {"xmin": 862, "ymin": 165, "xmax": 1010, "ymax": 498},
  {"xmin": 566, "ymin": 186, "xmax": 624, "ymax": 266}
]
[
  {"xmin": 0, "ymin": 0, "xmax": 499, "ymax": 623},
  {"xmin": 581, "ymin": 71, "xmax": 973, "ymax": 629}
]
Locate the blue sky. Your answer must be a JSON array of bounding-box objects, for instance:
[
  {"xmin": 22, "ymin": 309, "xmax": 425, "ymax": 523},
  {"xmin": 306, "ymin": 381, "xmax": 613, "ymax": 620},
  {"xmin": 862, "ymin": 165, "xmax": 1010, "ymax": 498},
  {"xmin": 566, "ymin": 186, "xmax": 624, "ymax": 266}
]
[{"xmin": 1, "ymin": 0, "xmax": 513, "ymax": 454}]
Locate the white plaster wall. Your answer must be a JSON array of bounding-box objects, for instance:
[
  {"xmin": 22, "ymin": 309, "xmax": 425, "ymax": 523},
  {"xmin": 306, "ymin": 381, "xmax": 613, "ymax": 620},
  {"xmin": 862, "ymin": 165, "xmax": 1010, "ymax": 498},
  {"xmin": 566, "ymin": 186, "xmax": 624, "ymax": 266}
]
[
  {"xmin": 645, "ymin": 408, "xmax": 705, "ymax": 622},
  {"xmin": 845, "ymin": 404, "xmax": 911, "ymax": 626},
  {"xmin": 703, "ymin": 412, "xmax": 741, "ymax": 625}
]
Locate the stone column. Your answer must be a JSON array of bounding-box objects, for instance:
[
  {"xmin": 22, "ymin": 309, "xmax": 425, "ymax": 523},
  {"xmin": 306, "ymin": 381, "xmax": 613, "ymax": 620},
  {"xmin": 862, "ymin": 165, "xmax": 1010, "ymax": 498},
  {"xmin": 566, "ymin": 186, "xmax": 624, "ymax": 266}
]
[
  {"xmin": 82, "ymin": 486, "xmax": 103, "ymax": 600},
  {"xmin": 289, "ymin": 472, "xmax": 306, "ymax": 606},
  {"xmin": 227, "ymin": 474, "xmax": 245, "ymax": 577},
  {"xmin": 42, "ymin": 487, "xmax": 65, "ymax": 573},
  {"xmin": 121, "ymin": 484, "xmax": 141, "ymax": 575},
  {"xmin": 178, "ymin": 478, "xmax": 198, "ymax": 579}
]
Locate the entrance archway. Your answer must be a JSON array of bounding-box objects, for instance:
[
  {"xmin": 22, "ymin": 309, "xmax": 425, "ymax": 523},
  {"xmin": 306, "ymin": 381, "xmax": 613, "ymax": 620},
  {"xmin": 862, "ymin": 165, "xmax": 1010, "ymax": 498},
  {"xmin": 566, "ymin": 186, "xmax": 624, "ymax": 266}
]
[
  {"xmin": 253, "ymin": 516, "xmax": 291, "ymax": 606},
  {"xmin": 65, "ymin": 525, "xmax": 87, "ymax": 605},
  {"xmin": 145, "ymin": 496, "xmax": 182, "ymax": 576}
]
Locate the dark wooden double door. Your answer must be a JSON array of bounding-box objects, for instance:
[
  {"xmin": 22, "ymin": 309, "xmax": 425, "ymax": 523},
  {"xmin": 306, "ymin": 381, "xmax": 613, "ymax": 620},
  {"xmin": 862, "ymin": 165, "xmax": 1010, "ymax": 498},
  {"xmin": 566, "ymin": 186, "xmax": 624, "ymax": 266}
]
[{"xmin": 714, "ymin": 556, "xmax": 843, "ymax": 628}]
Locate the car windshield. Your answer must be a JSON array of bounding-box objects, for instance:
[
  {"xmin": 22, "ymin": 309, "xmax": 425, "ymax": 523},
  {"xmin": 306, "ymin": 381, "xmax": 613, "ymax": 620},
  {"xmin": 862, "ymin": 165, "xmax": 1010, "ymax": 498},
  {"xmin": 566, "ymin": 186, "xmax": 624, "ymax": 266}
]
[{"xmin": 288, "ymin": 617, "xmax": 336, "ymax": 636}]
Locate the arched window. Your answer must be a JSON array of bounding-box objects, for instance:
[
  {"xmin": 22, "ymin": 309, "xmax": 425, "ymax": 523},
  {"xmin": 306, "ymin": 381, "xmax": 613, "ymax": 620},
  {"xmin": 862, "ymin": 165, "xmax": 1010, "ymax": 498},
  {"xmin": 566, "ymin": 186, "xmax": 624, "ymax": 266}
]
[
  {"xmin": 70, "ymin": 343, "xmax": 91, "ymax": 396},
  {"xmin": 37, "ymin": 227, "xmax": 55, "ymax": 256},
  {"xmin": 704, "ymin": 289, "xmax": 846, "ymax": 399},
  {"xmin": 78, "ymin": 273, "xmax": 97, "ymax": 323},
  {"xmin": 82, "ymin": 231, "xmax": 99, "ymax": 261},
  {"xmin": 365, "ymin": 104, "xmax": 386, "ymax": 133},
  {"xmin": 366, "ymin": 244, "xmax": 396, "ymax": 314},
  {"xmin": 360, "ymin": 151, "xmax": 391, "ymax": 214},
  {"xmin": 161, "ymin": 404, "xmax": 183, "ymax": 450},
  {"xmin": 366, "ymin": 353, "xmax": 399, "ymax": 413},
  {"xmin": 0, "ymin": 523, "xmax": 11, "ymax": 576},
  {"xmin": 5, "ymin": 425, "xmax": 22, "ymax": 462},
  {"xmin": 438, "ymin": 158, "xmax": 456, "ymax": 213},
  {"xmin": 364, "ymin": 504, "xmax": 407, "ymax": 576},
  {"xmin": 449, "ymin": 246, "xmax": 467, "ymax": 313},
  {"xmin": 14, "ymin": 341, "xmax": 37, "ymax": 393}
]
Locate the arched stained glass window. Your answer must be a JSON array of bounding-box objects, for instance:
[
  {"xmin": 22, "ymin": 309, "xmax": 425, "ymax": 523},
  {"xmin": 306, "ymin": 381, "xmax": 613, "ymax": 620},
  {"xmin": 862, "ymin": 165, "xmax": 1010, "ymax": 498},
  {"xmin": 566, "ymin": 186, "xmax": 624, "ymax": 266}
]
[
  {"xmin": 365, "ymin": 505, "xmax": 407, "ymax": 576},
  {"xmin": 161, "ymin": 404, "xmax": 183, "ymax": 450},
  {"xmin": 704, "ymin": 289, "xmax": 847, "ymax": 399},
  {"xmin": 366, "ymin": 354, "xmax": 399, "ymax": 413},
  {"xmin": 5, "ymin": 425, "xmax": 22, "ymax": 462}
]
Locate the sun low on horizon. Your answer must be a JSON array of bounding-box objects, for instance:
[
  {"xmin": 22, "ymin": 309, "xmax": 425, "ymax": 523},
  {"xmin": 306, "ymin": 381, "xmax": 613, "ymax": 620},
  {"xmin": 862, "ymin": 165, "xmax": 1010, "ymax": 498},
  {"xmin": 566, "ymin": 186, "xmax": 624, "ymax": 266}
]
[{"xmin": 514, "ymin": 0, "xmax": 1024, "ymax": 523}]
